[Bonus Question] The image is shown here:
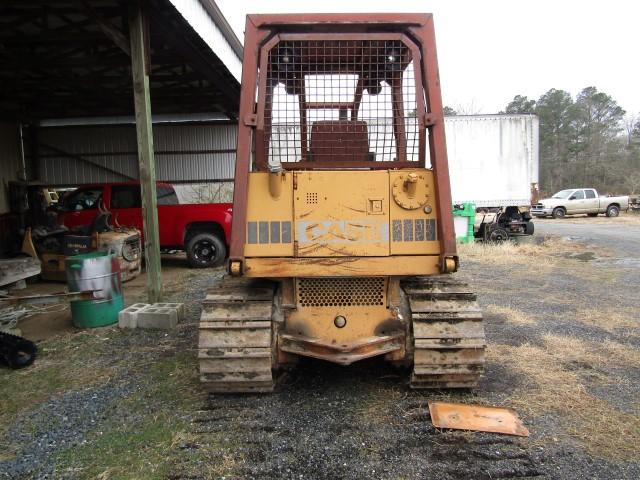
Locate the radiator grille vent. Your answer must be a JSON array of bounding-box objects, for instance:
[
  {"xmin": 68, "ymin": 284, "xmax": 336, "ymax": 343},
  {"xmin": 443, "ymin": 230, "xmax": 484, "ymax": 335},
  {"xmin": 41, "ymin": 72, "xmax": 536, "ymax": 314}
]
[{"xmin": 298, "ymin": 277, "xmax": 385, "ymax": 307}]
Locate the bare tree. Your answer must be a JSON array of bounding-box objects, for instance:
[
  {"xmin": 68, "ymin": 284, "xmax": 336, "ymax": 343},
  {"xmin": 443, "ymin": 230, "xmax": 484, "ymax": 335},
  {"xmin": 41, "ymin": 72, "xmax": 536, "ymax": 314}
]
[
  {"xmin": 623, "ymin": 113, "xmax": 639, "ymax": 147},
  {"xmin": 453, "ymin": 99, "xmax": 483, "ymax": 115}
]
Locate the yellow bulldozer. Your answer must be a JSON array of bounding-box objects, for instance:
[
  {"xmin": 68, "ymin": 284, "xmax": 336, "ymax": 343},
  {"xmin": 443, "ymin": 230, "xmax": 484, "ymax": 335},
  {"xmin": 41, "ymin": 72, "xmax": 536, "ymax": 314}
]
[{"xmin": 198, "ymin": 14, "xmax": 485, "ymax": 393}]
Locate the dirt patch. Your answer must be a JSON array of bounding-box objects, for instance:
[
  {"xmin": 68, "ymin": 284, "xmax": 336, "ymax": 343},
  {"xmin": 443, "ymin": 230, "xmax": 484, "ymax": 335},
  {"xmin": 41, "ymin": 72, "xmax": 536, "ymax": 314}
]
[
  {"xmin": 16, "ymin": 306, "xmax": 73, "ymax": 342},
  {"xmin": 5, "ymin": 256, "xmax": 197, "ymax": 342},
  {"xmin": 563, "ymin": 251, "xmax": 598, "ymax": 261}
]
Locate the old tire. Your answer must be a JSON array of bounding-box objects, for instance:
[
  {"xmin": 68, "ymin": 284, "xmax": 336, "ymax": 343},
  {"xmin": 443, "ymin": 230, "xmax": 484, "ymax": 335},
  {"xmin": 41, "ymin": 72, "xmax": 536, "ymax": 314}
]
[
  {"xmin": 587, "ymin": 213, "xmax": 598, "ymax": 217},
  {"xmin": 487, "ymin": 227, "xmax": 509, "ymax": 243},
  {"xmin": 0, "ymin": 332, "xmax": 37, "ymax": 369},
  {"xmin": 552, "ymin": 207, "xmax": 566, "ymax": 219},
  {"xmin": 606, "ymin": 205, "xmax": 619, "ymax": 217},
  {"xmin": 186, "ymin": 233, "xmax": 226, "ymax": 268},
  {"xmin": 524, "ymin": 221, "xmax": 535, "ymax": 235}
]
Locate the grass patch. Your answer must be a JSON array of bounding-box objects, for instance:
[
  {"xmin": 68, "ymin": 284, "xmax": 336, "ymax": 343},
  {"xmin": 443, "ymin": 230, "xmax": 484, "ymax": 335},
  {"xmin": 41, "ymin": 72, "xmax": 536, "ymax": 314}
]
[
  {"xmin": 573, "ymin": 307, "xmax": 638, "ymax": 333},
  {"xmin": 458, "ymin": 234, "xmax": 618, "ymax": 271},
  {"xmin": 485, "ymin": 304, "xmax": 536, "ymax": 325},
  {"xmin": 0, "ymin": 332, "xmax": 115, "ymax": 433},
  {"xmin": 57, "ymin": 416, "xmax": 178, "ymax": 479},
  {"xmin": 55, "ymin": 351, "xmax": 210, "ymax": 480},
  {"xmin": 487, "ymin": 342, "xmax": 640, "ymax": 460},
  {"xmin": 457, "ymin": 236, "xmax": 584, "ymax": 267},
  {"xmin": 543, "ymin": 334, "xmax": 640, "ymax": 369}
]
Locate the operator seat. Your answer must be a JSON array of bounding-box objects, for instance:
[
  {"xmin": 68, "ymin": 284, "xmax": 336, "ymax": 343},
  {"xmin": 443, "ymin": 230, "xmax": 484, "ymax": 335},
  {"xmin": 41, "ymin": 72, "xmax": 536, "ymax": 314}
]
[{"xmin": 310, "ymin": 120, "xmax": 372, "ymax": 162}]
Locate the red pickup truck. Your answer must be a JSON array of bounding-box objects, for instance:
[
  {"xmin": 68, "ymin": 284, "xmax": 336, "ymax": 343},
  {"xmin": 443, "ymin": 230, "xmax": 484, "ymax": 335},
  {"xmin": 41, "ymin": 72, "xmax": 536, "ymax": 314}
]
[{"xmin": 56, "ymin": 182, "xmax": 232, "ymax": 268}]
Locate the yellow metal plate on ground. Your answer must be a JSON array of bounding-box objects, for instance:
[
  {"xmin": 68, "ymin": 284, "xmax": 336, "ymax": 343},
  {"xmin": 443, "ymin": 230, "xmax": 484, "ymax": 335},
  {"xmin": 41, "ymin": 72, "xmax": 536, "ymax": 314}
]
[{"xmin": 428, "ymin": 401, "xmax": 530, "ymax": 437}]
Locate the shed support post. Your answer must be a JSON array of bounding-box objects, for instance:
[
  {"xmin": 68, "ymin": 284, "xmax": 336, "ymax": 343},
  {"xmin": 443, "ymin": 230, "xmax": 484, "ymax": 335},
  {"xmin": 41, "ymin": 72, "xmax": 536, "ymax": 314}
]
[{"xmin": 129, "ymin": 0, "xmax": 162, "ymax": 302}]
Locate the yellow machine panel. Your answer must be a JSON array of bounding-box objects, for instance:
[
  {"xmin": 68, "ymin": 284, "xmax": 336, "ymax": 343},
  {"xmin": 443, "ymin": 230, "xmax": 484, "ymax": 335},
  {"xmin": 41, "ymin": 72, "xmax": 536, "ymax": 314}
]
[
  {"xmin": 287, "ymin": 277, "xmax": 390, "ymax": 344},
  {"xmin": 244, "ymin": 172, "xmax": 295, "ymax": 257},
  {"xmin": 293, "ymin": 171, "xmax": 390, "ymax": 257},
  {"xmin": 388, "ymin": 169, "xmax": 440, "ymax": 256},
  {"xmin": 243, "ymin": 255, "xmax": 441, "ymax": 278}
]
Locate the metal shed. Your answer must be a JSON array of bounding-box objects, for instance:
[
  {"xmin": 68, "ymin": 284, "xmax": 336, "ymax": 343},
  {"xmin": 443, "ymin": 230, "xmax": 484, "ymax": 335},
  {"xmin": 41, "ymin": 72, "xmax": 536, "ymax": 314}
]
[{"xmin": 0, "ymin": 0, "xmax": 242, "ymax": 300}]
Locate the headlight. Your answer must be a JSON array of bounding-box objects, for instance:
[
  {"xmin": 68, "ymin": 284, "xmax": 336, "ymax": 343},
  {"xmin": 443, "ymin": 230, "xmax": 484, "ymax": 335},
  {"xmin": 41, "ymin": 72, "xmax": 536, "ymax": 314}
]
[{"xmin": 122, "ymin": 239, "xmax": 140, "ymax": 262}]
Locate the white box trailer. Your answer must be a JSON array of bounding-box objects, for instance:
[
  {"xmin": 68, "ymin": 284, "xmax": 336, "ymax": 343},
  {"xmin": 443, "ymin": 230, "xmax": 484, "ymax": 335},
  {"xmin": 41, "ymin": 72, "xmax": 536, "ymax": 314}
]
[
  {"xmin": 445, "ymin": 114, "xmax": 539, "ymax": 207},
  {"xmin": 444, "ymin": 114, "xmax": 539, "ymax": 240}
]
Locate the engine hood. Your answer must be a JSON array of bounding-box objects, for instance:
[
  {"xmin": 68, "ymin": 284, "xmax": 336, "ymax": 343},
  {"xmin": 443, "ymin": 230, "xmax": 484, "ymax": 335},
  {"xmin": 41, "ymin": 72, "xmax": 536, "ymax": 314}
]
[{"xmin": 537, "ymin": 198, "xmax": 563, "ymax": 207}]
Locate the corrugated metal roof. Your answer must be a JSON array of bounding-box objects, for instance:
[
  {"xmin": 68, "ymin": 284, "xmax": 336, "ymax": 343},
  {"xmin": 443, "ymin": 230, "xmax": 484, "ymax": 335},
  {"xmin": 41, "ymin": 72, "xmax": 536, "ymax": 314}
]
[
  {"xmin": 169, "ymin": 0, "xmax": 242, "ymax": 81},
  {"xmin": 34, "ymin": 123, "xmax": 238, "ymax": 185}
]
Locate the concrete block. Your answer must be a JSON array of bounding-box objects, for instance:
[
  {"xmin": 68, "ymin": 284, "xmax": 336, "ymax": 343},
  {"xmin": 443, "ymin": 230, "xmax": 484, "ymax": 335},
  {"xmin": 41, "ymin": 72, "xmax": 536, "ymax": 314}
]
[
  {"xmin": 151, "ymin": 302, "xmax": 185, "ymax": 321},
  {"xmin": 118, "ymin": 303, "xmax": 150, "ymax": 329},
  {"xmin": 137, "ymin": 307, "xmax": 178, "ymax": 329}
]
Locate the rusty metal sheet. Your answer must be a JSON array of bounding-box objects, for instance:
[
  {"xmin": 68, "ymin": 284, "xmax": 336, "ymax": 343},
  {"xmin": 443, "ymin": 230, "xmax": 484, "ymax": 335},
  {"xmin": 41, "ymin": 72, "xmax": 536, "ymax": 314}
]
[{"xmin": 428, "ymin": 401, "xmax": 529, "ymax": 437}]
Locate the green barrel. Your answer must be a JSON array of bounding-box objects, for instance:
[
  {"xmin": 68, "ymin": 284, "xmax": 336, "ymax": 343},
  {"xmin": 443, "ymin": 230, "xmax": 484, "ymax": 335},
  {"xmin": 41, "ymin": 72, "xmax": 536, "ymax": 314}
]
[
  {"xmin": 65, "ymin": 252, "xmax": 124, "ymax": 328},
  {"xmin": 452, "ymin": 202, "xmax": 476, "ymax": 244}
]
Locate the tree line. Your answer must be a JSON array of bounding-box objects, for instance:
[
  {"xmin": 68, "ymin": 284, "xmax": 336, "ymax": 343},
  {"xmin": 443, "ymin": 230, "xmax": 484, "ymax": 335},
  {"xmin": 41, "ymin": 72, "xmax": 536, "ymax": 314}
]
[{"xmin": 446, "ymin": 88, "xmax": 640, "ymax": 195}]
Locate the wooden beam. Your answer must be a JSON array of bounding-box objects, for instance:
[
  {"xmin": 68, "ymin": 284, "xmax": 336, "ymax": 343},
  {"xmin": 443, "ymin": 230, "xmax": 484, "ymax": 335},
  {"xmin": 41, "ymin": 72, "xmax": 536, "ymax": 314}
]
[
  {"xmin": 129, "ymin": 0, "xmax": 162, "ymax": 303},
  {"xmin": 81, "ymin": 1, "xmax": 130, "ymax": 56}
]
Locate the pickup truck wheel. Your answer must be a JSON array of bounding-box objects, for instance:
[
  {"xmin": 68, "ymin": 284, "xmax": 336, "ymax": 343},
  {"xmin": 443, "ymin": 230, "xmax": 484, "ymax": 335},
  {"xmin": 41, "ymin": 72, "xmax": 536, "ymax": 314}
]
[
  {"xmin": 552, "ymin": 207, "xmax": 566, "ymax": 219},
  {"xmin": 606, "ymin": 205, "xmax": 619, "ymax": 217},
  {"xmin": 186, "ymin": 233, "xmax": 226, "ymax": 268}
]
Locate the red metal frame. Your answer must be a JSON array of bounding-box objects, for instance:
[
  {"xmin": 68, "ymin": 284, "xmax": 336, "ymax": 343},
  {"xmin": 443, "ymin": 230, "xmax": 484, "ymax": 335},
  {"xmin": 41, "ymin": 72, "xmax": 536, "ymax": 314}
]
[{"xmin": 229, "ymin": 14, "xmax": 456, "ymax": 272}]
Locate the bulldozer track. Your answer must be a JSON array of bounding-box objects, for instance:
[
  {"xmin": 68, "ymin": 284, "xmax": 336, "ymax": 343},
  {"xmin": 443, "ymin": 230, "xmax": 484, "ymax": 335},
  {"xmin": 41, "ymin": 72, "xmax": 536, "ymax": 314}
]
[
  {"xmin": 198, "ymin": 277, "xmax": 276, "ymax": 393},
  {"xmin": 402, "ymin": 275, "xmax": 485, "ymax": 389}
]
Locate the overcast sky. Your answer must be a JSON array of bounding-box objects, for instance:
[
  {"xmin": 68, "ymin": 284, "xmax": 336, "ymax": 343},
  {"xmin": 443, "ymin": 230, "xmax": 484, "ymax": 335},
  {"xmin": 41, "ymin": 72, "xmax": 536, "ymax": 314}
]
[{"xmin": 216, "ymin": 0, "xmax": 639, "ymax": 117}]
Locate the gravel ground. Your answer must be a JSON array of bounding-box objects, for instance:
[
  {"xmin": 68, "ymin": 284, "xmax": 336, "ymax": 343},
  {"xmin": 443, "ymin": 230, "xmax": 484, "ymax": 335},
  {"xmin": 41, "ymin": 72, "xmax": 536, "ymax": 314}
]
[
  {"xmin": 1, "ymin": 226, "xmax": 638, "ymax": 479},
  {"xmin": 534, "ymin": 216, "xmax": 640, "ymax": 267},
  {"xmin": 1, "ymin": 382, "xmax": 139, "ymax": 479}
]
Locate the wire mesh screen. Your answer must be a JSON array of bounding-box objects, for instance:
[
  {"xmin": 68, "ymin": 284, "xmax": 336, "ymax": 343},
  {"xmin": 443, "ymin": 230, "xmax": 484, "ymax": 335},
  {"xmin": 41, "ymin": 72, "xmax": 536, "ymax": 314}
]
[{"xmin": 263, "ymin": 39, "xmax": 421, "ymax": 167}]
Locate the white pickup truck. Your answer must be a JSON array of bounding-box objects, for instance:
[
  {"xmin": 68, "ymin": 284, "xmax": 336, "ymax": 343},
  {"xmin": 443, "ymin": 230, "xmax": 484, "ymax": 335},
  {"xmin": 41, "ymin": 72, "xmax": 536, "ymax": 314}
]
[{"xmin": 531, "ymin": 188, "xmax": 629, "ymax": 219}]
